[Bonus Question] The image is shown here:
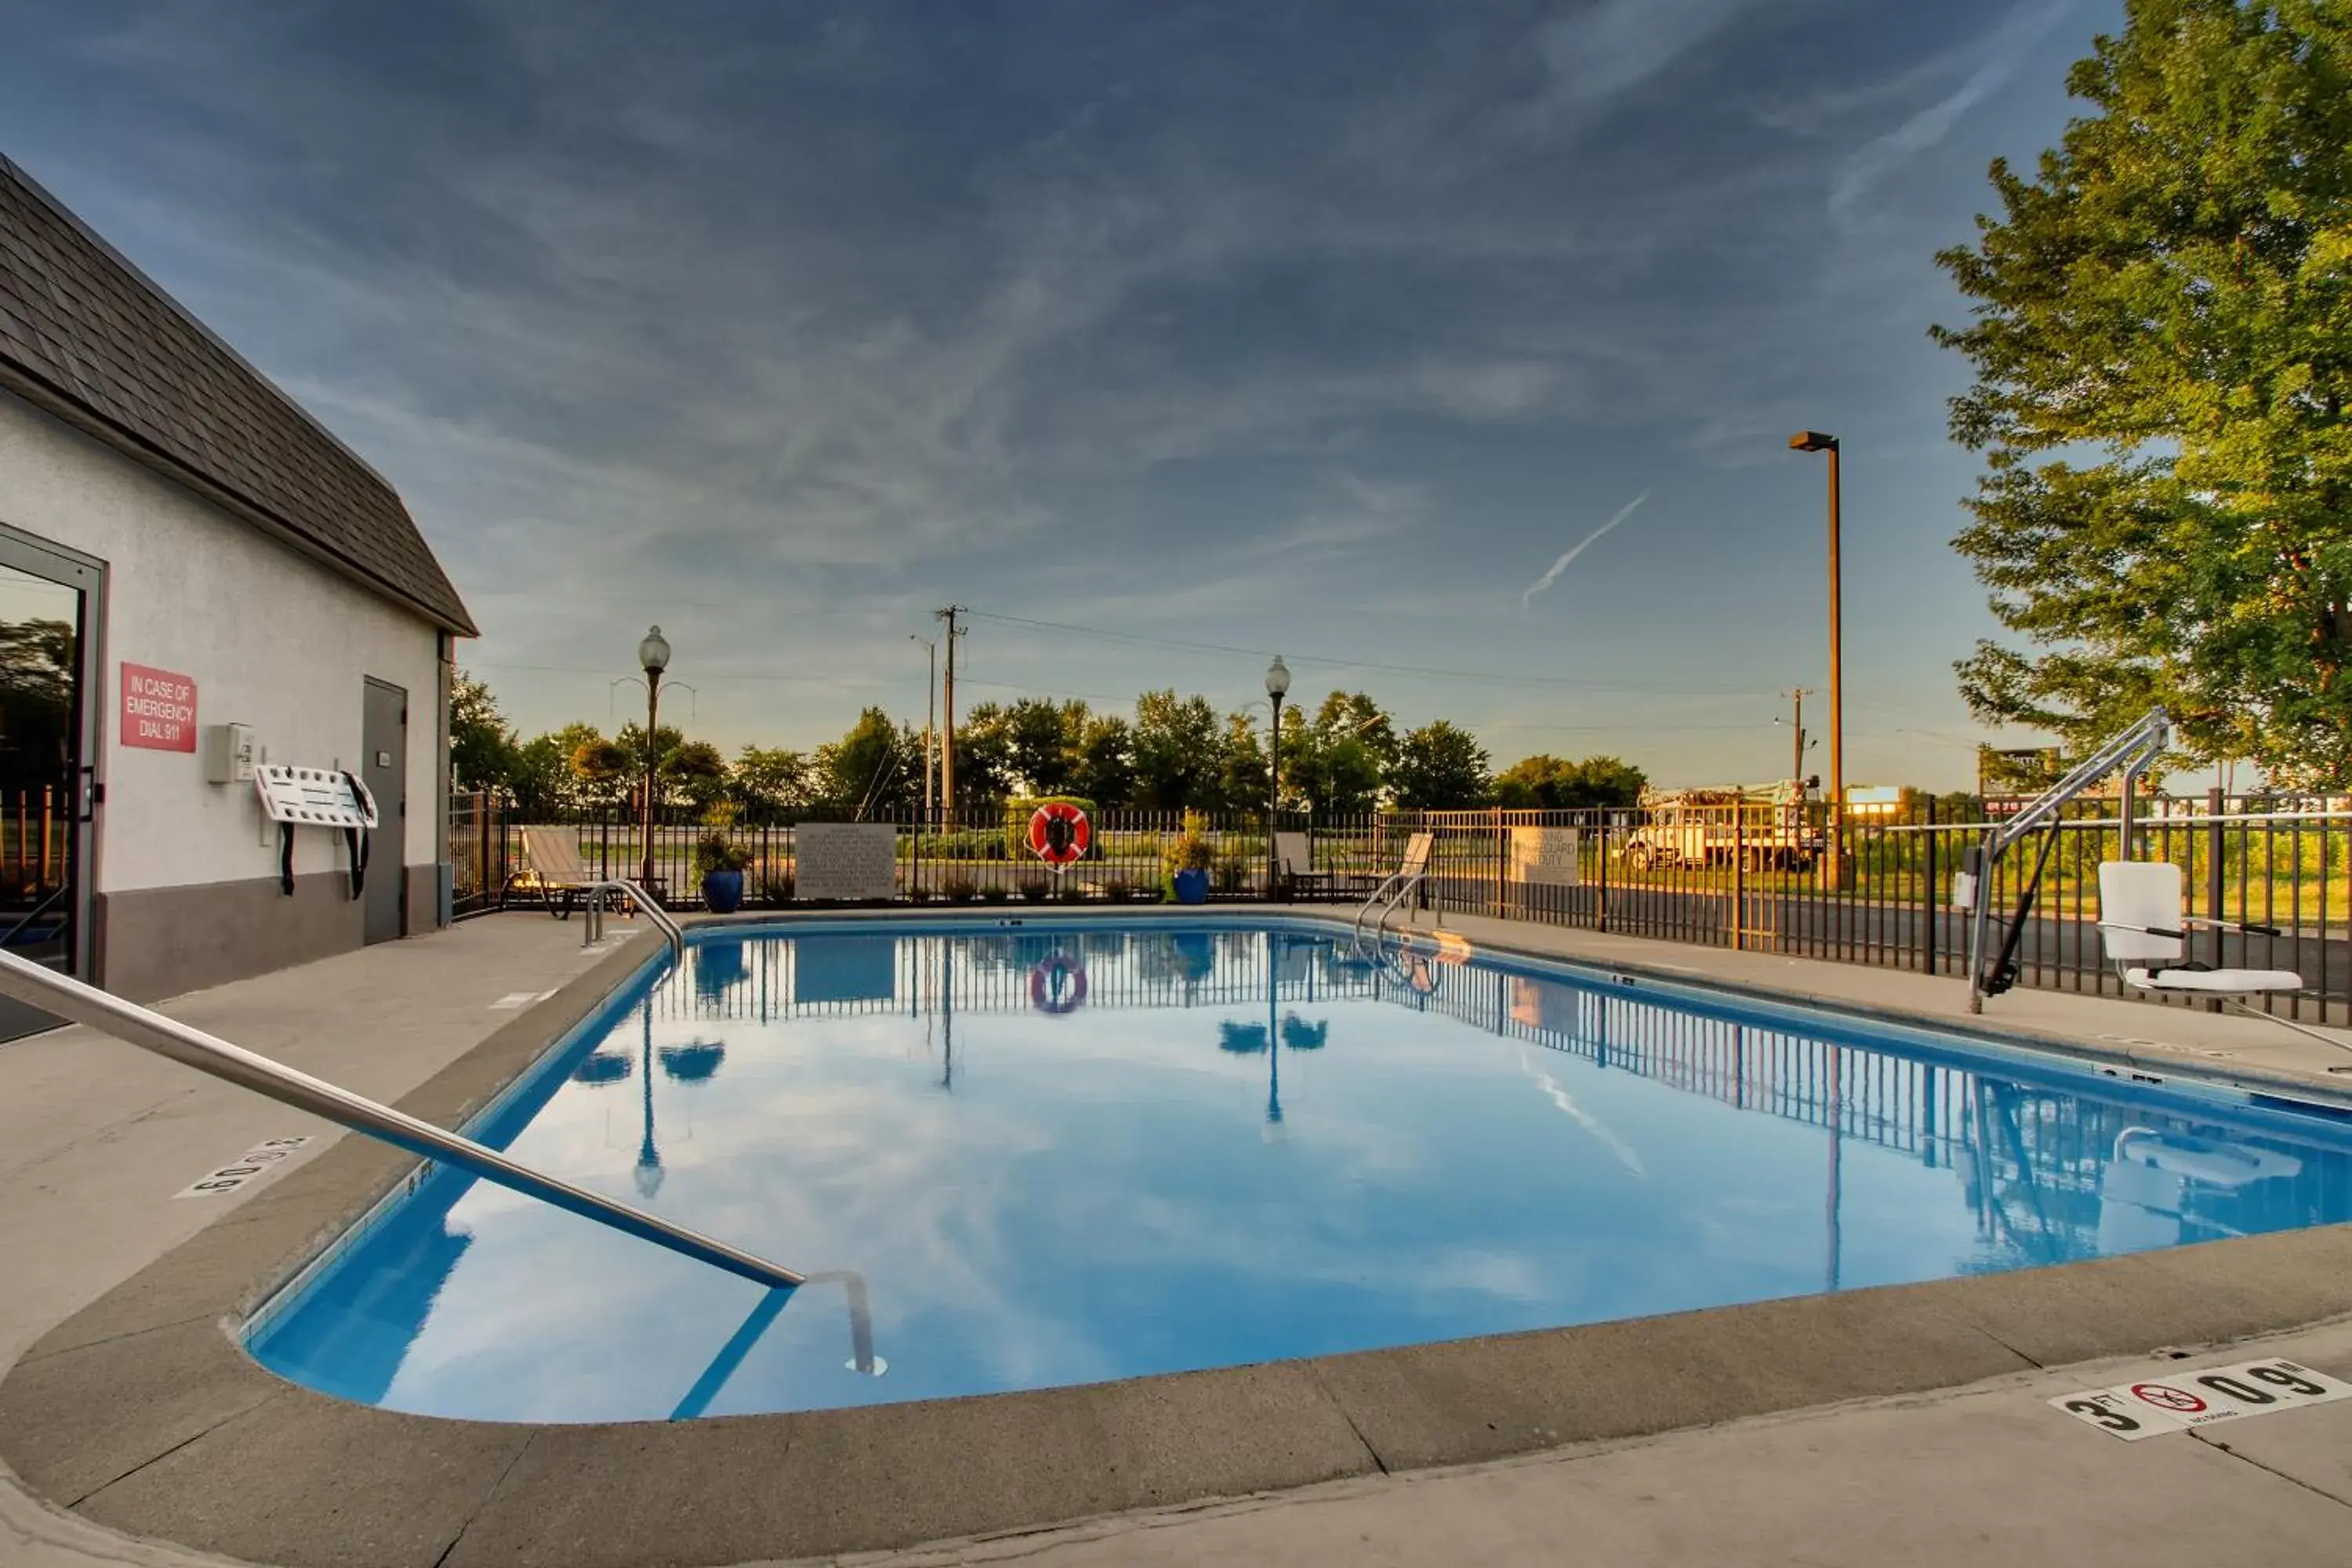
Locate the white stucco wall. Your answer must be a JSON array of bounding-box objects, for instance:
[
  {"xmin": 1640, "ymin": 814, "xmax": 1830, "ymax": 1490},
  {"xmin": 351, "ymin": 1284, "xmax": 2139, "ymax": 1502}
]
[{"xmin": 0, "ymin": 389, "xmax": 443, "ymax": 894}]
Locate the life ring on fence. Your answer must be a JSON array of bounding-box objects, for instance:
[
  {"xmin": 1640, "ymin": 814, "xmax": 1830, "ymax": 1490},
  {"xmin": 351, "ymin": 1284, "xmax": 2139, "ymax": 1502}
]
[
  {"xmin": 1030, "ymin": 953, "xmax": 1088, "ymax": 1014},
  {"xmin": 1027, "ymin": 802, "xmax": 1091, "ymax": 866}
]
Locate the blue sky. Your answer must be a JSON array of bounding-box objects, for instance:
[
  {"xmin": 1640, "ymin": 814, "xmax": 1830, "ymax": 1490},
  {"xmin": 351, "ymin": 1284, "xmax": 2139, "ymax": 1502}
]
[{"xmin": 2, "ymin": 1, "xmax": 2117, "ymax": 789}]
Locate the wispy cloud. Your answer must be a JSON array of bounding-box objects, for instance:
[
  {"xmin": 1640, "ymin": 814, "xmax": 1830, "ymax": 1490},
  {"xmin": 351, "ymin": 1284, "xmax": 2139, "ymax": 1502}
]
[
  {"xmin": 1829, "ymin": 2, "xmax": 2079, "ymax": 229},
  {"xmin": 0, "ymin": 0, "xmax": 2056, "ymax": 782},
  {"xmin": 1521, "ymin": 491, "xmax": 1650, "ymax": 610}
]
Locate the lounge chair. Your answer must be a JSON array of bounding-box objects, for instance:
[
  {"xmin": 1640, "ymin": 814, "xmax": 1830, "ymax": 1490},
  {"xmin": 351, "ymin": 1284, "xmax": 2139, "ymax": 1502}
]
[
  {"xmin": 2095, "ymin": 861, "xmax": 2346, "ymax": 1059},
  {"xmin": 515, "ymin": 826, "xmax": 603, "ymax": 918},
  {"xmin": 1274, "ymin": 832, "xmax": 1334, "ymax": 900}
]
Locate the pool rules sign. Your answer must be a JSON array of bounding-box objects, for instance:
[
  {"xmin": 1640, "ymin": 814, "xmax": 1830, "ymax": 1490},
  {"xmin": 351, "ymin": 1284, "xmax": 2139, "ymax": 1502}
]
[{"xmin": 121, "ymin": 663, "xmax": 198, "ymax": 752}]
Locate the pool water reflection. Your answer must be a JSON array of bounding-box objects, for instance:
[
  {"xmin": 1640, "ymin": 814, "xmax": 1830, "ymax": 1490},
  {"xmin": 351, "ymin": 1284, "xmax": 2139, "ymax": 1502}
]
[{"xmin": 247, "ymin": 922, "xmax": 2352, "ymax": 1421}]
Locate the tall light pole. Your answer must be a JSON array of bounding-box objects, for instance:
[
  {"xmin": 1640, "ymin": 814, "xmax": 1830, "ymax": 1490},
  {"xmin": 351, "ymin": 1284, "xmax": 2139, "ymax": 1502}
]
[
  {"xmin": 1265, "ymin": 655, "xmax": 1290, "ymax": 898},
  {"xmin": 637, "ymin": 625, "xmax": 670, "ymax": 889},
  {"xmin": 909, "ymin": 634, "xmax": 937, "ymax": 825},
  {"xmin": 1788, "ymin": 433, "xmax": 1842, "ymax": 887},
  {"xmin": 935, "ymin": 606, "xmax": 963, "ymax": 820}
]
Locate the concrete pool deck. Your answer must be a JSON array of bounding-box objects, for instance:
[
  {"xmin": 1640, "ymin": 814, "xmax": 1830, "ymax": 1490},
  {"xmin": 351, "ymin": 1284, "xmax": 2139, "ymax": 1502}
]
[{"xmin": 4, "ymin": 906, "xmax": 2352, "ymax": 1566}]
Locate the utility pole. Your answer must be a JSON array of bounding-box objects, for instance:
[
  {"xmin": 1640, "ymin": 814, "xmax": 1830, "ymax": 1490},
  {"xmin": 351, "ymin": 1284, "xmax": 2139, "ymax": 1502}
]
[
  {"xmin": 1780, "ymin": 688, "xmax": 1811, "ymax": 783},
  {"xmin": 936, "ymin": 606, "xmax": 964, "ymax": 820},
  {"xmin": 910, "ymin": 635, "xmax": 937, "ymax": 824}
]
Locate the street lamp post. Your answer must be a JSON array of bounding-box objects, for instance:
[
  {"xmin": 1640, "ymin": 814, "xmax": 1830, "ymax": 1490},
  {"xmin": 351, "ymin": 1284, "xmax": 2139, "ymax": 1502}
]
[
  {"xmin": 1265, "ymin": 655, "xmax": 1290, "ymax": 899},
  {"xmin": 1788, "ymin": 434, "xmax": 1843, "ymax": 887},
  {"xmin": 637, "ymin": 626, "xmax": 670, "ymax": 890}
]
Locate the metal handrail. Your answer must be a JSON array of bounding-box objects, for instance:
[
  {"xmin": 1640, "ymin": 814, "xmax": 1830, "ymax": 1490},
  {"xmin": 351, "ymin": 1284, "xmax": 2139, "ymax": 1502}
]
[
  {"xmin": 0, "ymin": 949, "xmax": 803, "ymax": 1290},
  {"xmin": 582, "ymin": 878, "xmax": 684, "ymax": 959}
]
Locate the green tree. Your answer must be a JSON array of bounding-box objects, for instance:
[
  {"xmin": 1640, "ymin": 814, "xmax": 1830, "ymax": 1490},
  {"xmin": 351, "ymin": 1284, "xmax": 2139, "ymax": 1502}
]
[
  {"xmin": 1389, "ymin": 720, "xmax": 1491, "ymax": 808},
  {"xmin": 1004, "ymin": 696, "xmax": 1084, "ymax": 796},
  {"xmin": 506, "ymin": 731, "xmax": 572, "ymax": 816},
  {"xmin": 569, "ymin": 729, "xmax": 630, "ymax": 806},
  {"xmin": 1494, "ymin": 754, "xmax": 1577, "ymax": 809},
  {"xmin": 448, "ymin": 670, "xmax": 517, "ymax": 793},
  {"xmin": 1933, "ymin": 0, "xmax": 2352, "ymax": 785},
  {"xmin": 815, "ymin": 708, "xmax": 920, "ymax": 817},
  {"xmin": 1217, "ymin": 710, "xmax": 1271, "ymax": 813},
  {"xmin": 663, "ymin": 739, "xmax": 730, "ymax": 812},
  {"xmin": 951, "ymin": 702, "xmax": 1017, "ymax": 810},
  {"xmin": 1563, "ymin": 755, "xmax": 1646, "ymax": 808},
  {"xmin": 0, "ymin": 618, "xmax": 74, "ymax": 793},
  {"xmin": 1131, "ymin": 690, "xmax": 1222, "ymax": 808},
  {"xmin": 1282, "ymin": 691, "xmax": 1390, "ymax": 814},
  {"xmin": 1071, "ymin": 714, "xmax": 1137, "ymax": 807},
  {"xmin": 733, "ymin": 746, "xmax": 812, "ymax": 821}
]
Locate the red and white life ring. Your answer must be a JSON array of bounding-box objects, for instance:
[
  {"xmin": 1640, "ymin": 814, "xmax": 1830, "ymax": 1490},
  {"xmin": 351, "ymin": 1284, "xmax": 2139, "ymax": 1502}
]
[
  {"xmin": 1029, "ymin": 954, "xmax": 1088, "ymax": 1014},
  {"xmin": 1026, "ymin": 802, "xmax": 1091, "ymax": 866}
]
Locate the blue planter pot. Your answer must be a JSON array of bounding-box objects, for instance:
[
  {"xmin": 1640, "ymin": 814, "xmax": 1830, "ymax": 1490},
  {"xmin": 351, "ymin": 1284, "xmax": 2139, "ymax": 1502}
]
[
  {"xmin": 701, "ymin": 869, "xmax": 745, "ymax": 914},
  {"xmin": 1172, "ymin": 868, "xmax": 1210, "ymax": 905}
]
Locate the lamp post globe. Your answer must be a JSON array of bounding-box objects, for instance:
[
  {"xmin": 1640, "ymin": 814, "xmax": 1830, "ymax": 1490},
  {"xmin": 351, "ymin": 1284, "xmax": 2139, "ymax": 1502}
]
[
  {"xmin": 638, "ymin": 625, "xmax": 671, "ymax": 677},
  {"xmin": 1264, "ymin": 655, "xmax": 1290, "ymax": 701}
]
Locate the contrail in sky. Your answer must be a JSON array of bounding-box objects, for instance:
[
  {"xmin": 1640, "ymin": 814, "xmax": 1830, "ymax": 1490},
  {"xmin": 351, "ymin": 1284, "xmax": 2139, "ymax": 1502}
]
[{"xmin": 1521, "ymin": 490, "xmax": 1649, "ymax": 610}]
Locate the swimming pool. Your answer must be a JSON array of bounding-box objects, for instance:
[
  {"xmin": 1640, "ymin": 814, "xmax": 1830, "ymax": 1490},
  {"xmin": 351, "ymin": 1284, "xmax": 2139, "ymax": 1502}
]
[{"xmin": 247, "ymin": 918, "xmax": 2352, "ymax": 1422}]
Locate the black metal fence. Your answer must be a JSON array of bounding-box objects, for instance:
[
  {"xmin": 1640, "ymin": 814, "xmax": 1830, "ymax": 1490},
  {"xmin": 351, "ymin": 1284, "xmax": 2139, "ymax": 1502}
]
[{"xmin": 448, "ymin": 793, "xmax": 2352, "ymax": 1025}]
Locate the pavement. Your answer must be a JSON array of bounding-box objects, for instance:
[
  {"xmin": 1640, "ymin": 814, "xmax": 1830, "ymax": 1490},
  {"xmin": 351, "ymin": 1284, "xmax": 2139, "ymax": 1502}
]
[{"xmin": 4, "ymin": 907, "xmax": 2352, "ymax": 1567}]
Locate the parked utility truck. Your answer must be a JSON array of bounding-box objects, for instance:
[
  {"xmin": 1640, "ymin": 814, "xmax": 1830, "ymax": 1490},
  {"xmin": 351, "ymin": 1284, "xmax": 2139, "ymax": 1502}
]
[{"xmin": 1621, "ymin": 780, "xmax": 1823, "ymax": 872}]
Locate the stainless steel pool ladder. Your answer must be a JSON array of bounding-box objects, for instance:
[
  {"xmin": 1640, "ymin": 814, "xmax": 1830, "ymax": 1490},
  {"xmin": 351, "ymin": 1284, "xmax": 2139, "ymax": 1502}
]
[
  {"xmin": 580, "ymin": 878, "xmax": 684, "ymax": 960},
  {"xmin": 0, "ymin": 949, "xmax": 804, "ymax": 1290},
  {"xmin": 1351, "ymin": 866, "xmax": 1426, "ymax": 950}
]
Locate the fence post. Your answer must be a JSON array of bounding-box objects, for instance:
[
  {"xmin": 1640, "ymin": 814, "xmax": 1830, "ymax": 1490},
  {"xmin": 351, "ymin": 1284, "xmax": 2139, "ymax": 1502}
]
[
  {"xmin": 1494, "ymin": 808, "xmax": 1506, "ymax": 919},
  {"xmin": 1922, "ymin": 794, "xmax": 1937, "ymax": 975},
  {"xmin": 2205, "ymin": 786, "xmax": 2227, "ymax": 1007},
  {"xmin": 1732, "ymin": 807, "xmax": 1745, "ymax": 950},
  {"xmin": 1596, "ymin": 812, "xmax": 1609, "ymax": 932}
]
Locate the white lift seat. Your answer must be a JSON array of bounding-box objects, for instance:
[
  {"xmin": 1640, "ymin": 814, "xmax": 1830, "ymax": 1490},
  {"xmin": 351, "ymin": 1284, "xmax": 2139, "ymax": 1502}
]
[{"xmin": 2096, "ymin": 861, "xmax": 2305, "ymax": 998}]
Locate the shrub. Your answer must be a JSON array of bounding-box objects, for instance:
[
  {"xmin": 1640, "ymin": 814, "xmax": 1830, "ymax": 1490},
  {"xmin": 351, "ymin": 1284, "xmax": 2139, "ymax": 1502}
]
[
  {"xmin": 941, "ymin": 875, "xmax": 978, "ymax": 902},
  {"xmin": 980, "ymin": 884, "xmax": 1012, "ymax": 903},
  {"xmin": 1018, "ymin": 876, "xmax": 1053, "ymax": 901},
  {"xmin": 1160, "ymin": 811, "xmax": 1214, "ymax": 878},
  {"xmin": 750, "ymin": 856, "xmax": 793, "ymax": 904},
  {"xmin": 694, "ymin": 804, "xmax": 753, "ymax": 877}
]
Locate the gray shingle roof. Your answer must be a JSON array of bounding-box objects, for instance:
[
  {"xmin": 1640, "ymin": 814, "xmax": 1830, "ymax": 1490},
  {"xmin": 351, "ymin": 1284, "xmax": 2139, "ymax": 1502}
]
[{"xmin": 0, "ymin": 155, "xmax": 476, "ymax": 634}]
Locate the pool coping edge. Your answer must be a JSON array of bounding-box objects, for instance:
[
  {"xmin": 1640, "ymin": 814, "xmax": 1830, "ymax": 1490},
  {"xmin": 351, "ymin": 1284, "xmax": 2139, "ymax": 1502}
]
[{"xmin": 0, "ymin": 908, "xmax": 2347, "ymax": 1568}]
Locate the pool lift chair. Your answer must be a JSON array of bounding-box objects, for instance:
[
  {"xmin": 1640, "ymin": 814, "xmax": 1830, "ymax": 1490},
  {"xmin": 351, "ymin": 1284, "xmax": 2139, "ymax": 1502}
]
[
  {"xmin": 2093, "ymin": 858, "xmax": 2342, "ymax": 1059},
  {"xmin": 1958, "ymin": 706, "xmax": 2346, "ymax": 1061},
  {"xmin": 1958, "ymin": 706, "xmax": 2176, "ymax": 1015}
]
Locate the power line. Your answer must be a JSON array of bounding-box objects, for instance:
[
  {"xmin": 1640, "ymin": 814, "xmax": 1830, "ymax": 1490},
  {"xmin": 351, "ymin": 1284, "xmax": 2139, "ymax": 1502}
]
[
  {"xmin": 465, "ymin": 662, "xmax": 874, "ymax": 684},
  {"xmin": 964, "ymin": 608, "xmax": 1776, "ymax": 696}
]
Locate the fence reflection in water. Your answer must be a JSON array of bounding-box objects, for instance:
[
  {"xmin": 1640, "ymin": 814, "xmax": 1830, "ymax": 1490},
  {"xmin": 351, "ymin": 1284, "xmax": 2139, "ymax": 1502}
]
[{"xmin": 660, "ymin": 925, "xmax": 2352, "ymax": 1269}]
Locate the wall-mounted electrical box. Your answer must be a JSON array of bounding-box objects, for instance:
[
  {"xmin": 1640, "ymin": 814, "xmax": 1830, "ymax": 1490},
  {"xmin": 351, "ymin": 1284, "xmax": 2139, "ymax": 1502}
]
[{"xmin": 203, "ymin": 723, "xmax": 256, "ymax": 785}]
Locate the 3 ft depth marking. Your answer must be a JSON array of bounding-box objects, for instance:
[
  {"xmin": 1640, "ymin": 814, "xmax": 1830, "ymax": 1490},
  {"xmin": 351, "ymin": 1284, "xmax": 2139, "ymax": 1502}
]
[{"xmin": 2049, "ymin": 1358, "xmax": 2352, "ymax": 1439}]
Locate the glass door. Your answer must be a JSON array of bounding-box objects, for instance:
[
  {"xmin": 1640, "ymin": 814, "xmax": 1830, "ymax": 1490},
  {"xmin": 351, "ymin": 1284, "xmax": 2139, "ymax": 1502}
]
[{"xmin": 0, "ymin": 526, "xmax": 100, "ymax": 1041}]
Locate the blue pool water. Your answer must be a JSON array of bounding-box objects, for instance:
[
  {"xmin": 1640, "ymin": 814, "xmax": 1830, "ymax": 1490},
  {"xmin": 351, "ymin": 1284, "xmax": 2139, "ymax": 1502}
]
[{"xmin": 249, "ymin": 920, "xmax": 2352, "ymax": 1421}]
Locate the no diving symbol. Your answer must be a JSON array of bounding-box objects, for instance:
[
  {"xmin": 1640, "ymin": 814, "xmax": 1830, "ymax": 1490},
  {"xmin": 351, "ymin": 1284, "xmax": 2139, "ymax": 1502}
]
[{"xmin": 2131, "ymin": 1384, "xmax": 2208, "ymax": 1414}]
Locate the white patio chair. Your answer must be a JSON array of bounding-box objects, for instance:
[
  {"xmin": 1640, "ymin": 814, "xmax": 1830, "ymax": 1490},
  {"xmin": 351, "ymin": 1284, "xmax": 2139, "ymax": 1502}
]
[
  {"xmin": 2096, "ymin": 860, "xmax": 2347, "ymax": 1058},
  {"xmin": 1274, "ymin": 832, "xmax": 1334, "ymax": 899}
]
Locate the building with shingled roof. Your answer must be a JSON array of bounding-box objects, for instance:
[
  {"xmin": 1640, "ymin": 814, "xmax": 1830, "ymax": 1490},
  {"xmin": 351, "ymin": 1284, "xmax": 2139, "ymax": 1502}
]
[{"xmin": 0, "ymin": 153, "xmax": 474, "ymax": 1027}]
